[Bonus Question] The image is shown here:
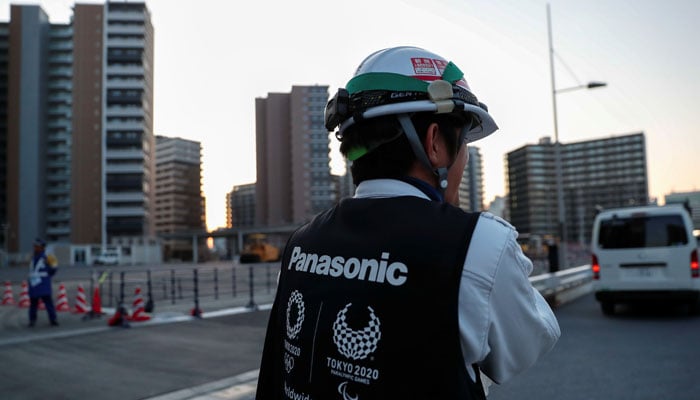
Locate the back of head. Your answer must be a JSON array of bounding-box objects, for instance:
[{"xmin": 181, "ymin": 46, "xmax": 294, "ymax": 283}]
[{"xmin": 324, "ymin": 46, "xmax": 498, "ymax": 186}]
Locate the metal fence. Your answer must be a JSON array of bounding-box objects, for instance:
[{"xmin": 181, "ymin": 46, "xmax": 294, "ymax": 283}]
[
  {"xmin": 4, "ymin": 261, "xmax": 593, "ymax": 316},
  {"xmin": 0, "ymin": 263, "xmax": 280, "ymax": 316}
]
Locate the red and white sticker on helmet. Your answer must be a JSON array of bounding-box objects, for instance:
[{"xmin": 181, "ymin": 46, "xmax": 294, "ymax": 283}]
[
  {"xmin": 433, "ymin": 59, "xmax": 448, "ymax": 75},
  {"xmin": 411, "ymin": 57, "xmax": 438, "ymax": 76}
]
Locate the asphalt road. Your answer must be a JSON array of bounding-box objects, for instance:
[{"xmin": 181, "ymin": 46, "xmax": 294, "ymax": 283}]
[
  {"xmin": 0, "ymin": 307, "xmax": 271, "ymax": 400},
  {"xmin": 489, "ymin": 293, "xmax": 700, "ymax": 400},
  {"xmin": 4, "ymin": 267, "xmax": 699, "ymax": 400}
]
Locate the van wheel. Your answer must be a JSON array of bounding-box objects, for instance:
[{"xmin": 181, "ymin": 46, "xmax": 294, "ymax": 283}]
[{"xmin": 601, "ymin": 301, "xmax": 615, "ymax": 315}]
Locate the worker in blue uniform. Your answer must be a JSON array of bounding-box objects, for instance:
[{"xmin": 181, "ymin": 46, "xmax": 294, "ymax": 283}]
[{"xmin": 28, "ymin": 238, "xmax": 59, "ymax": 327}]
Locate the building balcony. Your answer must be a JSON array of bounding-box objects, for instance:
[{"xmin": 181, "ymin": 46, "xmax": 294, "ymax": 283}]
[
  {"xmin": 107, "ymin": 11, "xmax": 146, "ymax": 22},
  {"xmin": 104, "ymin": 120, "xmax": 145, "ymax": 131},
  {"xmin": 46, "ymin": 145, "xmax": 70, "ymax": 156},
  {"xmin": 49, "ymin": 54, "xmax": 73, "ymax": 64},
  {"xmin": 108, "ymin": 54, "xmax": 144, "ymax": 64},
  {"xmin": 49, "ymin": 42, "xmax": 72, "ymax": 51},
  {"xmin": 107, "ymin": 38, "xmax": 145, "ymax": 48},
  {"xmin": 105, "ymin": 163, "xmax": 146, "ymax": 174},
  {"xmin": 105, "ymin": 64, "xmax": 144, "ymax": 76},
  {"xmin": 105, "ymin": 148, "xmax": 145, "ymax": 160},
  {"xmin": 48, "ymin": 198, "xmax": 71, "ymax": 208},
  {"xmin": 46, "ymin": 225, "xmax": 71, "ymax": 236},
  {"xmin": 107, "ymin": 89, "xmax": 143, "ymax": 101},
  {"xmin": 106, "ymin": 207, "xmax": 146, "ymax": 217},
  {"xmin": 105, "ymin": 105, "xmax": 145, "ymax": 117},
  {"xmin": 46, "ymin": 185, "xmax": 70, "ymax": 195},
  {"xmin": 46, "ymin": 212, "xmax": 71, "ymax": 223},
  {"xmin": 47, "ymin": 159, "xmax": 70, "ymax": 169},
  {"xmin": 106, "ymin": 79, "xmax": 144, "ymax": 90},
  {"xmin": 105, "ymin": 192, "xmax": 145, "ymax": 202}
]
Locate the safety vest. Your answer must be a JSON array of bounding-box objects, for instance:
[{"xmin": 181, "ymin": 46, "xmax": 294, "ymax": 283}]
[
  {"xmin": 28, "ymin": 252, "xmax": 56, "ymax": 297},
  {"xmin": 257, "ymin": 196, "xmax": 485, "ymax": 399}
]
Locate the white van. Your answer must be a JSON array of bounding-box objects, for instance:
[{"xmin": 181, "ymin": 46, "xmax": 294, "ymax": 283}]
[
  {"xmin": 591, "ymin": 204, "xmax": 699, "ymax": 315},
  {"xmin": 94, "ymin": 250, "xmax": 120, "ymax": 266}
]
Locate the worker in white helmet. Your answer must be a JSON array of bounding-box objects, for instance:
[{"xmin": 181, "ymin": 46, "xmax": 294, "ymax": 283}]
[{"xmin": 256, "ymin": 46, "xmax": 560, "ymax": 400}]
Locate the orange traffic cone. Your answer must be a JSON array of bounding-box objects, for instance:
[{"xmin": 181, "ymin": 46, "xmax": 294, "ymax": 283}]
[
  {"xmin": 17, "ymin": 281, "xmax": 30, "ymax": 308},
  {"xmin": 128, "ymin": 287, "xmax": 151, "ymax": 322},
  {"xmin": 108, "ymin": 302, "xmax": 130, "ymax": 328},
  {"xmin": 73, "ymin": 284, "xmax": 89, "ymax": 314},
  {"xmin": 55, "ymin": 284, "xmax": 70, "ymax": 312},
  {"xmin": 2, "ymin": 281, "xmax": 14, "ymax": 305},
  {"xmin": 38, "ymin": 298, "xmax": 46, "ymax": 310},
  {"xmin": 90, "ymin": 286, "xmax": 103, "ymax": 315}
]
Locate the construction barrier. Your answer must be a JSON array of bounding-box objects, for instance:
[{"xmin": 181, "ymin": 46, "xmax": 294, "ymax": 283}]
[
  {"xmin": 2, "ymin": 281, "xmax": 14, "ymax": 305},
  {"xmin": 55, "ymin": 283, "xmax": 70, "ymax": 312},
  {"xmin": 73, "ymin": 284, "xmax": 89, "ymax": 314},
  {"xmin": 17, "ymin": 281, "xmax": 30, "ymax": 308},
  {"xmin": 128, "ymin": 287, "xmax": 151, "ymax": 322}
]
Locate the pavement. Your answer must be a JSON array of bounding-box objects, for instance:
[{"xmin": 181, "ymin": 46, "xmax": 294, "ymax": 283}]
[
  {"xmin": 1, "ymin": 264, "xmax": 590, "ymax": 400},
  {"xmin": 0, "ymin": 284, "xmax": 273, "ymax": 400},
  {"xmin": 143, "ymin": 369, "xmax": 260, "ymax": 400}
]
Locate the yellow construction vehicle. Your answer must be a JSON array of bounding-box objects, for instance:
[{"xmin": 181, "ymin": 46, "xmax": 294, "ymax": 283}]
[{"xmin": 239, "ymin": 233, "xmax": 280, "ymax": 263}]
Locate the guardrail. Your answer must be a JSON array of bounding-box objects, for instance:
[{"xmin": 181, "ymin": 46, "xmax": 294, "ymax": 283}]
[{"xmin": 530, "ymin": 264, "xmax": 593, "ymax": 305}]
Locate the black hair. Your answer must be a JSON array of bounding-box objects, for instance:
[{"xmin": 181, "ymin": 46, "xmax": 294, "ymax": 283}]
[{"xmin": 340, "ymin": 113, "xmax": 465, "ymax": 185}]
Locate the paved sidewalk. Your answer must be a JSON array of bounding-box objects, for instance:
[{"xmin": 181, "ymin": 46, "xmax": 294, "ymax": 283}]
[{"xmin": 144, "ymin": 369, "xmax": 259, "ymax": 400}]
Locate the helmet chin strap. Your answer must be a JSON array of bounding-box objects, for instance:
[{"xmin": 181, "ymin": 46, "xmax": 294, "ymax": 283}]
[{"xmin": 397, "ymin": 114, "xmax": 449, "ymax": 197}]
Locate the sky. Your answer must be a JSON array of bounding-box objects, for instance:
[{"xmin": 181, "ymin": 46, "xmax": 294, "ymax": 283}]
[{"xmin": 3, "ymin": 0, "xmax": 700, "ymax": 231}]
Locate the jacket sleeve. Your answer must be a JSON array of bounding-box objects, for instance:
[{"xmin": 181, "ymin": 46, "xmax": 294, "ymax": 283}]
[
  {"xmin": 459, "ymin": 213, "xmax": 560, "ymax": 385},
  {"xmin": 45, "ymin": 255, "xmax": 58, "ymax": 276}
]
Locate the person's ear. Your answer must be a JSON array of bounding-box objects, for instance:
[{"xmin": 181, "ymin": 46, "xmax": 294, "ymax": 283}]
[{"xmin": 423, "ymin": 123, "xmax": 442, "ymax": 166}]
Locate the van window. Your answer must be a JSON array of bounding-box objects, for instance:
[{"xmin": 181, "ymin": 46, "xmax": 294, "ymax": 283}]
[{"xmin": 598, "ymin": 214, "xmax": 688, "ymax": 249}]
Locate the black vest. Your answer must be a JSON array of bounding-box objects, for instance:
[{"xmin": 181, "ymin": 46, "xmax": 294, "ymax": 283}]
[{"xmin": 256, "ymin": 196, "xmax": 484, "ymax": 400}]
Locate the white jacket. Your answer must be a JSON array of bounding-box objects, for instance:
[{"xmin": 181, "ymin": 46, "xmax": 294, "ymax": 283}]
[{"xmin": 354, "ymin": 179, "xmax": 561, "ymax": 391}]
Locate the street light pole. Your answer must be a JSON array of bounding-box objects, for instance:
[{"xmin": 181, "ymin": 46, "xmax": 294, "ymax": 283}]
[
  {"xmin": 547, "ymin": 3, "xmax": 606, "ymax": 271},
  {"xmin": 547, "ymin": 3, "xmax": 567, "ymax": 272}
]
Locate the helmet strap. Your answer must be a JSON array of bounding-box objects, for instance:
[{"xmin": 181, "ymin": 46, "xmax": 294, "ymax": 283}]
[{"xmin": 397, "ymin": 114, "xmax": 449, "ymax": 198}]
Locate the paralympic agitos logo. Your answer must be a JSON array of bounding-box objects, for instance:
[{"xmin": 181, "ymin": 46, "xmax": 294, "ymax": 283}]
[{"xmin": 332, "ymin": 303, "xmax": 381, "ymax": 360}]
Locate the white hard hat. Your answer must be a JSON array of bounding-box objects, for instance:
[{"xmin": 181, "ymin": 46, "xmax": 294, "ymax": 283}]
[{"xmin": 325, "ymin": 46, "xmax": 498, "ymax": 143}]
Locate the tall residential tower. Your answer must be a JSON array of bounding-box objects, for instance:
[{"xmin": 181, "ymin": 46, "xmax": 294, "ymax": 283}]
[
  {"xmin": 255, "ymin": 85, "xmax": 335, "ymax": 226},
  {"xmin": 3, "ymin": 2, "xmax": 155, "ymax": 254},
  {"xmin": 506, "ymin": 132, "xmax": 648, "ymax": 244},
  {"xmin": 459, "ymin": 146, "xmax": 484, "ymax": 212},
  {"xmin": 154, "ymin": 136, "xmax": 206, "ymax": 260}
]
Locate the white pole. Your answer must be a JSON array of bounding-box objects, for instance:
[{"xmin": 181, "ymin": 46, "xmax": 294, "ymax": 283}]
[{"xmin": 548, "ymin": 3, "xmax": 568, "ymax": 270}]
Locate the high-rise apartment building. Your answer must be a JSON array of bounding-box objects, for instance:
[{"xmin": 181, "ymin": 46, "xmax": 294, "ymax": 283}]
[
  {"xmin": 506, "ymin": 132, "xmax": 648, "ymax": 244},
  {"xmin": 255, "ymin": 85, "xmax": 335, "ymax": 226},
  {"xmin": 227, "ymin": 183, "xmax": 256, "ymax": 228},
  {"xmin": 0, "ymin": 22, "xmax": 7, "ymax": 241},
  {"xmin": 335, "ymin": 158, "xmax": 355, "ymax": 202},
  {"xmin": 46, "ymin": 20, "xmax": 73, "ymax": 245},
  {"xmin": 665, "ymin": 191, "xmax": 700, "ymax": 229},
  {"xmin": 459, "ymin": 146, "xmax": 484, "ymax": 212},
  {"xmin": 6, "ymin": 5, "xmax": 52, "ymax": 253},
  {"xmin": 154, "ymin": 136, "xmax": 205, "ymax": 260},
  {"xmin": 2, "ymin": 2, "xmax": 155, "ymax": 253}
]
